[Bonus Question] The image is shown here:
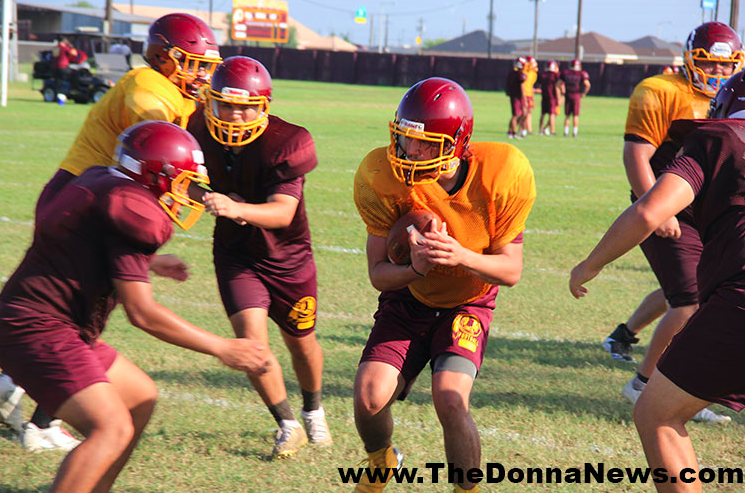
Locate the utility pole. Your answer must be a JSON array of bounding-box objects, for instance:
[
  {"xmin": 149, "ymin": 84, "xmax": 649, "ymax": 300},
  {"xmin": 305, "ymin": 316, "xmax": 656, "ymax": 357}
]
[
  {"xmin": 369, "ymin": 13, "xmax": 374, "ymax": 49},
  {"xmin": 418, "ymin": 17, "xmax": 424, "ymax": 54},
  {"xmin": 209, "ymin": 0, "xmax": 213, "ymax": 27},
  {"xmin": 384, "ymin": 13, "xmax": 389, "ymax": 51},
  {"xmin": 103, "ymin": 0, "xmax": 113, "ymax": 34},
  {"xmin": 487, "ymin": 0, "xmax": 494, "ymax": 58},
  {"xmin": 731, "ymin": 0, "xmax": 740, "ymax": 32},
  {"xmin": 532, "ymin": 0, "xmax": 539, "ymax": 59},
  {"xmin": 574, "ymin": 0, "xmax": 582, "ymax": 60}
]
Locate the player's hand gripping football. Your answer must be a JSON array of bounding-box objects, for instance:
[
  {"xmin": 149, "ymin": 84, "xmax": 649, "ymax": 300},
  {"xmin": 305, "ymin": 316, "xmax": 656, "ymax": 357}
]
[
  {"xmin": 569, "ymin": 259, "xmax": 603, "ymax": 299},
  {"xmin": 418, "ymin": 221, "xmax": 468, "ymax": 268},
  {"xmin": 216, "ymin": 338, "xmax": 270, "ymax": 376},
  {"xmin": 150, "ymin": 254, "xmax": 190, "ymax": 281}
]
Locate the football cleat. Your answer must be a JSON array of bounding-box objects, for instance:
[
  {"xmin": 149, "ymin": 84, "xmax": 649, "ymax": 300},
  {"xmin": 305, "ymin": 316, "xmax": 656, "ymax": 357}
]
[
  {"xmin": 272, "ymin": 420, "xmax": 308, "ymax": 459},
  {"xmin": 353, "ymin": 445, "xmax": 404, "ymax": 492},
  {"xmin": 0, "ymin": 374, "xmax": 24, "ymax": 433},
  {"xmin": 21, "ymin": 420, "xmax": 81, "ymax": 452},
  {"xmin": 603, "ymin": 323, "xmax": 639, "ymax": 363},
  {"xmin": 301, "ymin": 406, "xmax": 333, "ymax": 446},
  {"xmin": 692, "ymin": 407, "xmax": 731, "ymax": 425}
]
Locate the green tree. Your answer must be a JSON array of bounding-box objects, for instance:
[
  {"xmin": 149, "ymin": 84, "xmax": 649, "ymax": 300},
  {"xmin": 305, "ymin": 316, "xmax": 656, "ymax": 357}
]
[
  {"xmin": 68, "ymin": 1, "xmax": 96, "ymax": 7},
  {"xmin": 423, "ymin": 38, "xmax": 448, "ymax": 49}
]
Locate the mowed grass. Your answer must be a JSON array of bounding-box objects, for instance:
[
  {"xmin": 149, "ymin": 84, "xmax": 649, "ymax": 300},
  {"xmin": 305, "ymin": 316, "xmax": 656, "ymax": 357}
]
[{"xmin": 0, "ymin": 76, "xmax": 742, "ymax": 493}]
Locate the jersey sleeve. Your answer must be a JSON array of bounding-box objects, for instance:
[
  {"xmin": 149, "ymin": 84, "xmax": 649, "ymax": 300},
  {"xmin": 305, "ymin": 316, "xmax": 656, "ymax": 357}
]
[
  {"xmin": 353, "ymin": 148, "xmax": 401, "ymax": 237},
  {"xmin": 488, "ymin": 146, "xmax": 537, "ymax": 251},
  {"xmin": 625, "ymin": 80, "xmax": 669, "ymax": 147},
  {"xmin": 267, "ymin": 127, "xmax": 318, "ymax": 186},
  {"xmin": 104, "ymin": 186, "xmax": 173, "ymax": 282},
  {"xmin": 124, "ymin": 86, "xmax": 184, "ymax": 126}
]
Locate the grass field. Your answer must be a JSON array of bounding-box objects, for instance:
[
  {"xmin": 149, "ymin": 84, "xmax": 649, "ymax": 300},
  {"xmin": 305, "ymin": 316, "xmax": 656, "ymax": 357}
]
[{"xmin": 0, "ymin": 75, "xmax": 742, "ymax": 492}]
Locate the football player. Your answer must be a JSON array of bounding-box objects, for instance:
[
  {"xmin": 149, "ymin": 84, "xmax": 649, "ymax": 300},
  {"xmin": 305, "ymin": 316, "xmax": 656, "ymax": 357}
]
[
  {"xmin": 186, "ymin": 56, "xmax": 331, "ymax": 459},
  {"xmin": 352, "ymin": 77, "xmax": 536, "ymax": 492},
  {"xmin": 520, "ymin": 55, "xmax": 539, "ymax": 136},
  {"xmin": 571, "ymin": 70, "xmax": 745, "ymax": 492},
  {"xmin": 3, "ymin": 12, "xmax": 223, "ymax": 450},
  {"xmin": 0, "ymin": 121, "xmax": 269, "ymax": 493},
  {"xmin": 603, "ymin": 22, "xmax": 742, "ymax": 426},
  {"xmin": 37, "ymin": 12, "xmax": 221, "ymax": 214},
  {"xmin": 559, "ymin": 59, "xmax": 590, "ymax": 137},
  {"xmin": 505, "ymin": 57, "xmax": 527, "ymax": 139},
  {"xmin": 538, "ymin": 60, "xmax": 562, "ymax": 136}
]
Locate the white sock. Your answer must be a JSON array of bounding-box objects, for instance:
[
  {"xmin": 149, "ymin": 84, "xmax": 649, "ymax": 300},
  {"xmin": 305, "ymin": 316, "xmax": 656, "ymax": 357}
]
[
  {"xmin": 564, "ymin": 125, "xmax": 569, "ymax": 135},
  {"xmin": 573, "ymin": 127, "xmax": 578, "ymax": 136}
]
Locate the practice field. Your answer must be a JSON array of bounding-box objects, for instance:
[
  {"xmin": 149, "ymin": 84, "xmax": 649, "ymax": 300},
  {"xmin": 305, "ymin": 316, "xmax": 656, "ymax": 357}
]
[{"xmin": 0, "ymin": 78, "xmax": 741, "ymax": 492}]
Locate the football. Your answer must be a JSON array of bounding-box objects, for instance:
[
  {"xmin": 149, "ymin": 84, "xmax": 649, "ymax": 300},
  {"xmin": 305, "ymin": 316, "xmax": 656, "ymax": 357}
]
[{"xmin": 386, "ymin": 209, "xmax": 443, "ymax": 265}]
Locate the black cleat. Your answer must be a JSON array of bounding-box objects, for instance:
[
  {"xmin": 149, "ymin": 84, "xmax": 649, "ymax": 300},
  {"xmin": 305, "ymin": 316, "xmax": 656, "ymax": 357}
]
[{"xmin": 602, "ymin": 323, "xmax": 639, "ymax": 363}]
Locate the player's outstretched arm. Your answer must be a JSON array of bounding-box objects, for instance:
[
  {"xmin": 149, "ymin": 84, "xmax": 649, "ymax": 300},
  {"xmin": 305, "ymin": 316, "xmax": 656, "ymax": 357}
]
[
  {"xmin": 114, "ymin": 279, "xmax": 269, "ymax": 376},
  {"xmin": 150, "ymin": 254, "xmax": 189, "ymax": 281},
  {"xmin": 569, "ymin": 173, "xmax": 694, "ymax": 298},
  {"xmin": 203, "ymin": 191, "xmax": 298, "ymax": 229}
]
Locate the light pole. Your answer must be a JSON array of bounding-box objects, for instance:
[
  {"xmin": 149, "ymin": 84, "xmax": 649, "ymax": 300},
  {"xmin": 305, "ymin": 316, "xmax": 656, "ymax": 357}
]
[
  {"xmin": 487, "ymin": 0, "xmax": 494, "ymax": 58},
  {"xmin": 574, "ymin": 0, "xmax": 583, "ymax": 60}
]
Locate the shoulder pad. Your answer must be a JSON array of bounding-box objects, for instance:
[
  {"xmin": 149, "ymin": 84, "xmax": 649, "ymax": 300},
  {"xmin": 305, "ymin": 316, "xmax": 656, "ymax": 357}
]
[{"xmin": 106, "ymin": 184, "xmax": 173, "ymax": 252}]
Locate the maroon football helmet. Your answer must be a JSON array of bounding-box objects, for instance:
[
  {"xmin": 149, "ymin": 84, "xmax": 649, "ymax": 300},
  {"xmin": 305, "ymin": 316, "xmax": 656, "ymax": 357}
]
[
  {"xmin": 684, "ymin": 22, "xmax": 744, "ymax": 96},
  {"xmin": 115, "ymin": 121, "xmax": 209, "ymax": 230},
  {"xmin": 388, "ymin": 77, "xmax": 474, "ymax": 186},
  {"xmin": 570, "ymin": 59, "xmax": 582, "ymax": 71},
  {"xmin": 514, "ymin": 56, "xmax": 527, "ymax": 70},
  {"xmin": 144, "ymin": 13, "xmax": 222, "ymax": 100},
  {"xmin": 204, "ymin": 56, "xmax": 272, "ymax": 146},
  {"xmin": 547, "ymin": 60, "xmax": 559, "ymax": 73},
  {"xmin": 708, "ymin": 69, "xmax": 745, "ymax": 118}
]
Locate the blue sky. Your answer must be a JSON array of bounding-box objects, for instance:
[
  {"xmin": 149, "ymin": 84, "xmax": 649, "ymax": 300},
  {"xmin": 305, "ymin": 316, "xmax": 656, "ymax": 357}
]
[{"xmin": 37, "ymin": 0, "xmax": 745, "ymax": 47}]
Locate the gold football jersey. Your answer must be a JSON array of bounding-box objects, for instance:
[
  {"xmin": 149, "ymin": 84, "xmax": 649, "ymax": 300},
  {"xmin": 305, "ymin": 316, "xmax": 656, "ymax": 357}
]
[
  {"xmin": 522, "ymin": 69, "xmax": 538, "ymax": 98},
  {"xmin": 59, "ymin": 67, "xmax": 196, "ymax": 176},
  {"xmin": 354, "ymin": 142, "xmax": 536, "ymax": 308},
  {"xmin": 625, "ymin": 74, "xmax": 711, "ymax": 148}
]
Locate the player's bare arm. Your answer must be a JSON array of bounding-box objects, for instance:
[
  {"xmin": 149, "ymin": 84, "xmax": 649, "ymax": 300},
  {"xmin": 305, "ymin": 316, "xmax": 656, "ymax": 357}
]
[
  {"xmin": 569, "ymin": 173, "xmax": 695, "ymax": 298},
  {"xmin": 623, "ymin": 140, "xmax": 681, "ymax": 238},
  {"xmin": 420, "ymin": 223, "xmax": 523, "ymax": 286},
  {"xmin": 366, "ymin": 233, "xmax": 431, "ymax": 292},
  {"xmin": 114, "ymin": 279, "xmax": 269, "ymax": 376},
  {"xmin": 582, "ymin": 79, "xmax": 591, "ymax": 97},
  {"xmin": 203, "ymin": 191, "xmax": 298, "ymax": 229}
]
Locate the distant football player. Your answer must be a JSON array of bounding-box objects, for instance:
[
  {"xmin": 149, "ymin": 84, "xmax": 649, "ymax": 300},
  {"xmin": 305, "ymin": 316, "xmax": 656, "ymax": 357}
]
[
  {"xmin": 538, "ymin": 60, "xmax": 562, "ymax": 136},
  {"xmin": 520, "ymin": 55, "xmax": 539, "ymax": 136},
  {"xmin": 505, "ymin": 57, "xmax": 527, "ymax": 139},
  {"xmin": 0, "ymin": 121, "xmax": 269, "ymax": 493},
  {"xmin": 4, "ymin": 12, "xmax": 223, "ymax": 450},
  {"xmin": 559, "ymin": 59, "xmax": 590, "ymax": 137},
  {"xmin": 352, "ymin": 77, "xmax": 536, "ymax": 492},
  {"xmin": 570, "ymin": 69, "xmax": 745, "ymax": 492},
  {"xmin": 186, "ymin": 56, "xmax": 331, "ymax": 459},
  {"xmin": 603, "ymin": 22, "xmax": 742, "ymax": 425}
]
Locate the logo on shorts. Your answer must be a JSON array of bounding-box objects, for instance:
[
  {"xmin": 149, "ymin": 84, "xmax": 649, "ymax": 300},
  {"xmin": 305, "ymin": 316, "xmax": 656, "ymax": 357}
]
[
  {"xmin": 452, "ymin": 314, "xmax": 482, "ymax": 353},
  {"xmin": 287, "ymin": 296, "xmax": 316, "ymax": 330}
]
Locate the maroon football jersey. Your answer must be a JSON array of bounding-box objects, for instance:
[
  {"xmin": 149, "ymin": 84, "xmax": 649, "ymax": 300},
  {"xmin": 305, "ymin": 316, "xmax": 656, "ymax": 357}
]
[
  {"xmin": 662, "ymin": 120, "xmax": 745, "ymax": 302},
  {"xmin": 505, "ymin": 70, "xmax": 526, "ymax": 99},
  {"xmin": 0, "ymin": 167, "xmax": 171, "ymax": 341},
  {"xmin": 538, "ymin": 71, "xmax": 559, "ymax": 102},
  {"xmin": 560, "ymin": 69, "xmax": 589, "ymax": 95},
  {"xmin": 188, "ymin": 106, "xmax": 317, "ymax": 272}
]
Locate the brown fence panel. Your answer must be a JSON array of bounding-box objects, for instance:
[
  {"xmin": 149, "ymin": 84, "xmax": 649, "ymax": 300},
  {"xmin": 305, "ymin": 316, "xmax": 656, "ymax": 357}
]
[
  {"xmin": 353, "ymin": 52, "xmax": 395, "ymax": 86},
  {"xmin": 473, "ymin": 58, "xmax": 512, "ymax": 91},
  {"xmin": 393, "ymin": 54, "xmax": 433, "ymax": 87},
  {"xmin": 430, "ymin": 56, "xmax": 476, "ymax": 88},
  {"xmin": 274, "ymin": 48, "xmax": 316, "ymax": 80},
  {"xmin": 315, "ymin": 51, "xmax": 356, "ymax": 83}
]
